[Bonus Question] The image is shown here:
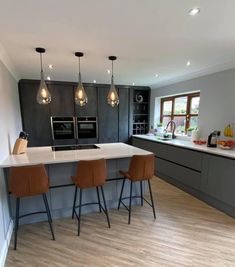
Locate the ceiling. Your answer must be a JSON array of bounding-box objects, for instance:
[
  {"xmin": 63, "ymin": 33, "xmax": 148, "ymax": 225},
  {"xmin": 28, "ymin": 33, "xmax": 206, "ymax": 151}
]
[{"xmin": 0, "ymin": 0, "xmax": 235, "ymax": 88}]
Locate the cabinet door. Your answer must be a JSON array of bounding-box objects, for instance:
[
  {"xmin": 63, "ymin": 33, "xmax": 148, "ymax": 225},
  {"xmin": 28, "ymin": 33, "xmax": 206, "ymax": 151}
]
[
  {"xmin": 19, "ymin": 81, "xmax": 52, "ymax": 147},
  {"xmin": 48, "ymin": 84, "xmax": 74, "ymax": 117},
  {"xmin": 118, "ymin": 87, "xmax": 129, "ymax": 143},
  {"xmin": 75, "ymin": 85, "xmax": 97, "ymax": 117},
  {"xmin": 204, "ymin": 155, "xmax": 235, "ymax": 207},
  {"xmin": 98, "ymin": 87, "xmax": 118, "ymax": 143}
]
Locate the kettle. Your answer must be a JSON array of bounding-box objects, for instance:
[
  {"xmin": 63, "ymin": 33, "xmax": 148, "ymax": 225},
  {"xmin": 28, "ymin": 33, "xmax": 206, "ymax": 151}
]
[{"xmin": 207, "ymin": 130, "xmax": 220, "ymax": 147}]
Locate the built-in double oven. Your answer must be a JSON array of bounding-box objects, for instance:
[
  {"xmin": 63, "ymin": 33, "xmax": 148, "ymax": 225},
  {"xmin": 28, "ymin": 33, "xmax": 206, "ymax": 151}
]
[{"xmin": 51, "ymin": 116, "xmax": 98, "ymax": 144}]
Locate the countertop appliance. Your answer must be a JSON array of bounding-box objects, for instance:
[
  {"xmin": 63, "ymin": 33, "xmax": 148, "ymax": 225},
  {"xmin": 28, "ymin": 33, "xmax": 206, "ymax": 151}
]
[
  {"xmin": 77, "ymin": 117, "xmax": 98, "ymax": 139},
  {"xmin": 207, "ymin": 130, "xmax": 221, "ymax": 147},
  {"xmin": 51, "ymin": 144, "xmax": 99, "ymax": 151},
  {"xmin": 51, "ymin": 117, "xmax": 76, "ymax": 140}
]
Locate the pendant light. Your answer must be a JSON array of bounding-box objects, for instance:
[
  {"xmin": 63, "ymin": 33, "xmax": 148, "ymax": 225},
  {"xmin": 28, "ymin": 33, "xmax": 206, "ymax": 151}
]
[
  {"xmin": 75, "ymin": 52, "xmax": 88, "ymax": 106},
  {"xmin": 107, "ymin": 56, "xmax": 119, "ymax": 107},
  {"xmin": 35, "ymin": 47, "xmax": 51, "ymax": 104}
]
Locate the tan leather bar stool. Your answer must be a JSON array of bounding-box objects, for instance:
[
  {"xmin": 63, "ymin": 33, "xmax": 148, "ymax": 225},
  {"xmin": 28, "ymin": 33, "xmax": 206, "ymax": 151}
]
[
  {"xmin": 9, "ymin": 164, "xmax": 55, "ymax": 250},
  {"xmin": 118, "ymin": 154, "xmax": 156, "ymax": 224},
  {"xmin": 71, "ymin": 158, "xmax": 110, "ymax": 236}
]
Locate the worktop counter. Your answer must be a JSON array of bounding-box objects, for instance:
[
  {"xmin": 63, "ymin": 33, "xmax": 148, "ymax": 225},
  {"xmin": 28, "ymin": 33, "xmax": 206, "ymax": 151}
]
[
  {"xmin": 0, "ymin": 143, "xmax": 152, "ymax": 168},
  {"xmin": 133, "ymin": 135, "xmax": 235, "ymax": 159}
]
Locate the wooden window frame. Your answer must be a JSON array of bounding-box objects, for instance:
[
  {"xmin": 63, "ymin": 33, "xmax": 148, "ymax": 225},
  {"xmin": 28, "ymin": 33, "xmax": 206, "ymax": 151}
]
[{"xmin": 160, "ymin": 92, "xmax": 200, "ymax": 132}]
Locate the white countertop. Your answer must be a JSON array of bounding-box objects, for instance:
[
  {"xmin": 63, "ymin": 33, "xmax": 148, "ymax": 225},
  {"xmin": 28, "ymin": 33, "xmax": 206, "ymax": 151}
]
[
  {"xmin": 133, "ymin": 135, "xmax": 235, "ymax": 159},
  {"xmin": 0, "ymin": 143, "xmax": 153, "ymax": 168}
]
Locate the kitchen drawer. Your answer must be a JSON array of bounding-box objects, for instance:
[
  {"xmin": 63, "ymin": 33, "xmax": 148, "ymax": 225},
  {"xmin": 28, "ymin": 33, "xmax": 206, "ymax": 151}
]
[
  {"xmin": 156, "ymin": 158, "xmax": 201, "ymax": 190},
  {"xmin": 155, "ymin": 143, "xmax": 202, "ymax": 171},
  {"xmin": 132, "ymin": 137, "xmax": 202, "ymax": 171}
]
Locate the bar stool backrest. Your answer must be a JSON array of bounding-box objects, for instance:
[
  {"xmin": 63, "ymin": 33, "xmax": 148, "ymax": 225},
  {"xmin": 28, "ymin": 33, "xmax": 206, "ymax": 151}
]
[
  {"xmin": 74, "ymin": 158, "xmax": 107, "ymax": 188},
  {"xmin": 129, "ymin": 154, "xmax": 154, "ymax": 181},
  {"xmin": 9, "ymin": 164, "xmax": 49, "ymax": 197}
]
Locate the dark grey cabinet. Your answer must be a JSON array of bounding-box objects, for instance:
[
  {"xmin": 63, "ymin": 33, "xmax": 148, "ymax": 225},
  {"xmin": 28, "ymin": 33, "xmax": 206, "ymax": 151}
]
[
  {"xmin": 19, "ymin": 80, "xmax": 150, "ymax": 146},
  {"xmin": 118, "ymin": 87, "xmax": 130, "ymax": 143},
  {"xmin": 48, "ymin": 84, "xmax": 74, "ymax": 117},
  {"xmin": 132, "ymin": 88, "xmax": 150, "ymax": 135},
  {"xmin": 19, "ymin": 81, "xmax": 52, "ymax": 147},
  {"xmin": 98, "ymin": 87, "xmax": 118, "ymax": 143},
  {"xmin": 75, "ymin": 85, "xmax": 98, "ymax": 117}
]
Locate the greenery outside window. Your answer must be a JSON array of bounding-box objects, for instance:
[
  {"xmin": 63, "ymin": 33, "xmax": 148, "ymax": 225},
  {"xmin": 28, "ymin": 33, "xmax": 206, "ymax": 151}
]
[{"xmin": 160, "ymin": 92, "xmax": 200, "ymax": 134}]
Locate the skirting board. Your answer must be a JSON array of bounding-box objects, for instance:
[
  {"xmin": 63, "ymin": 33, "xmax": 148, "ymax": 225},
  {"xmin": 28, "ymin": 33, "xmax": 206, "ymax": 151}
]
[{"xmin": 0, "ymin": 219, "xmax": 13, "ymax": 267}]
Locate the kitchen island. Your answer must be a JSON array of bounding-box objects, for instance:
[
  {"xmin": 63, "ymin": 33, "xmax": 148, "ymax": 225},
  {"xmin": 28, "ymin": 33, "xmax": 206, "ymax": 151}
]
[
  {"xmin": 132, "ymin": 135, "xmax": 235, "ymax": 218},
  {"xmin": 1, "ymin": 143, "xmax": 153, "ymax": 224}
]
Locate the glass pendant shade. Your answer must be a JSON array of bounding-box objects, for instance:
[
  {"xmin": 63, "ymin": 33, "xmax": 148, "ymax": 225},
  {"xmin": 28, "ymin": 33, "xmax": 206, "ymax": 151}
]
[
  {"xmin": 37, "ymin": 71, "xmax": 51, "ymax": 104},
  {"xmin": 75, "ymin": 72, "xmax": 88, "ymax": 106},
  {"xmin": 36, "ymin": 47, "xmax": 51, "ymax": 105},
  {"xmin": 107, "ymin": 56, "xmax": 119, "ymax": 107},
  {"xmin": 75, "ymin": 52, "xmax": 88, "ymax": 106},
  {"xmin": 107, "ymin": 75, "xmax": 119, "ymax": 107}
]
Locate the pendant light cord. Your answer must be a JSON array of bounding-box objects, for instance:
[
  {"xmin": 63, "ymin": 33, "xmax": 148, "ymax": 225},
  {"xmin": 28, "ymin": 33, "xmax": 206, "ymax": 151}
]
[
  {"xmin": 40, "ymin": 53, "xmax": 43, "ymax": 73},
  {"xmin": 78, "ymin": 56, "xmax": 82, "ymax": 84},
  {"xmin": 112, "ymin": 60, "xmax": 113, "ymax": 77}
]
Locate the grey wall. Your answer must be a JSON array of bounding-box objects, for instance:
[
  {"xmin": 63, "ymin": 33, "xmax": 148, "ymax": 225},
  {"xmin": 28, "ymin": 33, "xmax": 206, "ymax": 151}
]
[
  {"xmin": 0, "ymin": 59, "xmax": 22, "ymax": 265},
  {"xmin": 150, "ymin": 68, "xmax": 235, "ymax": 138}
]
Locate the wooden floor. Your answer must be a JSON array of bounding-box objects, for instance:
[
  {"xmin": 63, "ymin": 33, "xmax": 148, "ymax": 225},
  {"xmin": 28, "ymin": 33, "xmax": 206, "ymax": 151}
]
[{"xmin": 6, "ymin": 177, "xmax": 235, "ymax": 267}]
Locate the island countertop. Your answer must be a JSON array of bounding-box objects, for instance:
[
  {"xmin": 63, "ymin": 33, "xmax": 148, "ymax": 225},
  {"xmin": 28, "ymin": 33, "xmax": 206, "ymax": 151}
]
[
  {"xmin": 0, "ymin": 143, "xmax": 152, "ymax": 168},
  {"xmin": 133, "ymin": 135, "xmax": 235, "ymax": 159}
]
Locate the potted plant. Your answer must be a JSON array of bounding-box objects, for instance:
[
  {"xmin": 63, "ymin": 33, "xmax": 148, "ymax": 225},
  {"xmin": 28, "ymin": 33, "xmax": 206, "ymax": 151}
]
[{"xmin": 187, "ymin": 127, "xmax": 197, "ymax": 137}]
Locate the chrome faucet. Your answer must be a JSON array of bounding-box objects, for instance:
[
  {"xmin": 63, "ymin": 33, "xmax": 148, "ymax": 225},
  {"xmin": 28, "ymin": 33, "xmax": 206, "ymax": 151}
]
[{"xmin": 164, "ymin": 120, "xmax": 176, "ymax": 139}]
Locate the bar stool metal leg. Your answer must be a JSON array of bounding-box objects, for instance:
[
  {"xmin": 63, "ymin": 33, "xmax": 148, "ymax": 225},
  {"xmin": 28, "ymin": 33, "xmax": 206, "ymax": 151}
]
[
  {"xmin": 42, "ymin": 194, "xmax": 55, "ymax": 240},
  {"xmin": 140, "ymin": 181, "xmax": 143, "ymax": 206},
  {"xmin": 118, "ymin": 178, "xmax": 126, "ymax": 210},
  {"xmin": 128, "ymin": 181, "xmax": 133, "ymax": 225},
  {"xmin": 100, "ymin": 186, "xmax": 111, "ymax": 228},
  {"xmin": 14, "ymin": 197, "xmax": 20, "ymax": 250},
  {"xmin": 78, "ymin": 189, "xmax": 83, "ymax": 236},
  {"xmin": 148, "ymin": 179, "xmax": 156, "ymax": 219},
  {"xmin": 96, "ymin": 187, "xmax": 102, "ymax": 213},
  {"xmin": 72, "ymin": 187, "xmax": 78, "ymax": 219}
]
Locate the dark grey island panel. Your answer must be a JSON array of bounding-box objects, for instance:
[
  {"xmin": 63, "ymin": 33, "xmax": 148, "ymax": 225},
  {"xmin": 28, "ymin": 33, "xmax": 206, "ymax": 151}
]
[{"xmin": 132, "ymin": 136, "xmax": 235, "ymax": 218}]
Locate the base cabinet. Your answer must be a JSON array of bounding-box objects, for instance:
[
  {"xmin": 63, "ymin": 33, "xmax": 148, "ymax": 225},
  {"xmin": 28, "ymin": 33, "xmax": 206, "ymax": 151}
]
[{"xmin": 132, "ymin": 137, "xmax": 235, "ymax": 217}]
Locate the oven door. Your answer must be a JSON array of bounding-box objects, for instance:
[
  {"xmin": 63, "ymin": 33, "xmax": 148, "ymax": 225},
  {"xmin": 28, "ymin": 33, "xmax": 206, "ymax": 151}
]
[
  {"xmin": 77, "ymin": 121, "xmax": 97, "ymax": 139},
  {"xmin": 51, "ymin": 117, "xmax": 76, "ymax": 140}
]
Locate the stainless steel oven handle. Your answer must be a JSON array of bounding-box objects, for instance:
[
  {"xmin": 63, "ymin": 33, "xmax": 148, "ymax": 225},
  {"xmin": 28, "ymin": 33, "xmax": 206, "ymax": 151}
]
[
  {"xmin": 77, "ymin": 121, "xmax": 97, "ymax": 123},
  {"xmin": 52, "ymin": 121, "xmax": 75, "ymax": 123}
]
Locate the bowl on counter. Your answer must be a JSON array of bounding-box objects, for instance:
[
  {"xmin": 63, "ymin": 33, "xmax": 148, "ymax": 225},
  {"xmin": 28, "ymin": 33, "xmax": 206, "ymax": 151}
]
[
  {"xmin": 193, "ymin": 140, "xmax": 207, "ymax": 145},
  {"xmin": 217, "ymin": 140, "xmax": 235, "ymax": 150}
]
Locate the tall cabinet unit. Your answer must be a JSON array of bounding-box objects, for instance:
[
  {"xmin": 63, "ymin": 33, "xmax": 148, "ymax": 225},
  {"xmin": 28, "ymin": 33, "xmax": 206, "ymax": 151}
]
[
  {"xmin": 132, "ymin": 88, "xmax": 150, "ymax": 135},
  {"xmin": 118, "ymin": 87, "xmax": 130, "ymax": 143},
  {"xmin": 19, "ymin": 80, "xmax": 52, "ymax": 147},
  {"xmin": 98, "ymin": 86, "xmax": 119, "ymax": 143}
]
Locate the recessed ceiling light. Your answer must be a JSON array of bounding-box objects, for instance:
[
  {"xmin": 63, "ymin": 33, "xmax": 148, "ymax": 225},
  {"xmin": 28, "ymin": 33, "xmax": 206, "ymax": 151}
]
[
  {"xmin": 188, "ymin": 8, "xmax": 200, "ymax": 16},
  {"xmin": 155, "ymin": 73, "xmax": 159, "ymax": 78},
  {"xmin": 48, "ymin": 64, "xmax": 53, "ymax": 69},
  {"xmin": 186, "ymin": 61, "xmax": 191, "ymax": 66},
  {"xmin": 132, "ymin": 82, "xmax": 135, "ymax": 86},
  {"xmin": 93, "ymin": 80, "xmax": 97, "ymax": 83},
  {"xmin": 107, "ymin": 69, "xmax": 111, "ymax": 74},
  {"xmin": 47, "ymin": 76, "xmax": 51, "ymax": 80}
]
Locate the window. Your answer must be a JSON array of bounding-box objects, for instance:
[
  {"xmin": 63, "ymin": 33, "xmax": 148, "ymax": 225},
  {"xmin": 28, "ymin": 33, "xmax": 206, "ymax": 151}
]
[{"xmin": 160, "ymin": 92, "xmax": 200, "ymax": 134}]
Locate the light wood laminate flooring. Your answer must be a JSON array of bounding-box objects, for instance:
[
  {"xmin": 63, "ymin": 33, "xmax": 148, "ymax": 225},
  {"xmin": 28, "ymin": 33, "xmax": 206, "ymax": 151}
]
[{"xmin": 6, "ymin": 177, "xmax": 235, "ymax": 267}]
